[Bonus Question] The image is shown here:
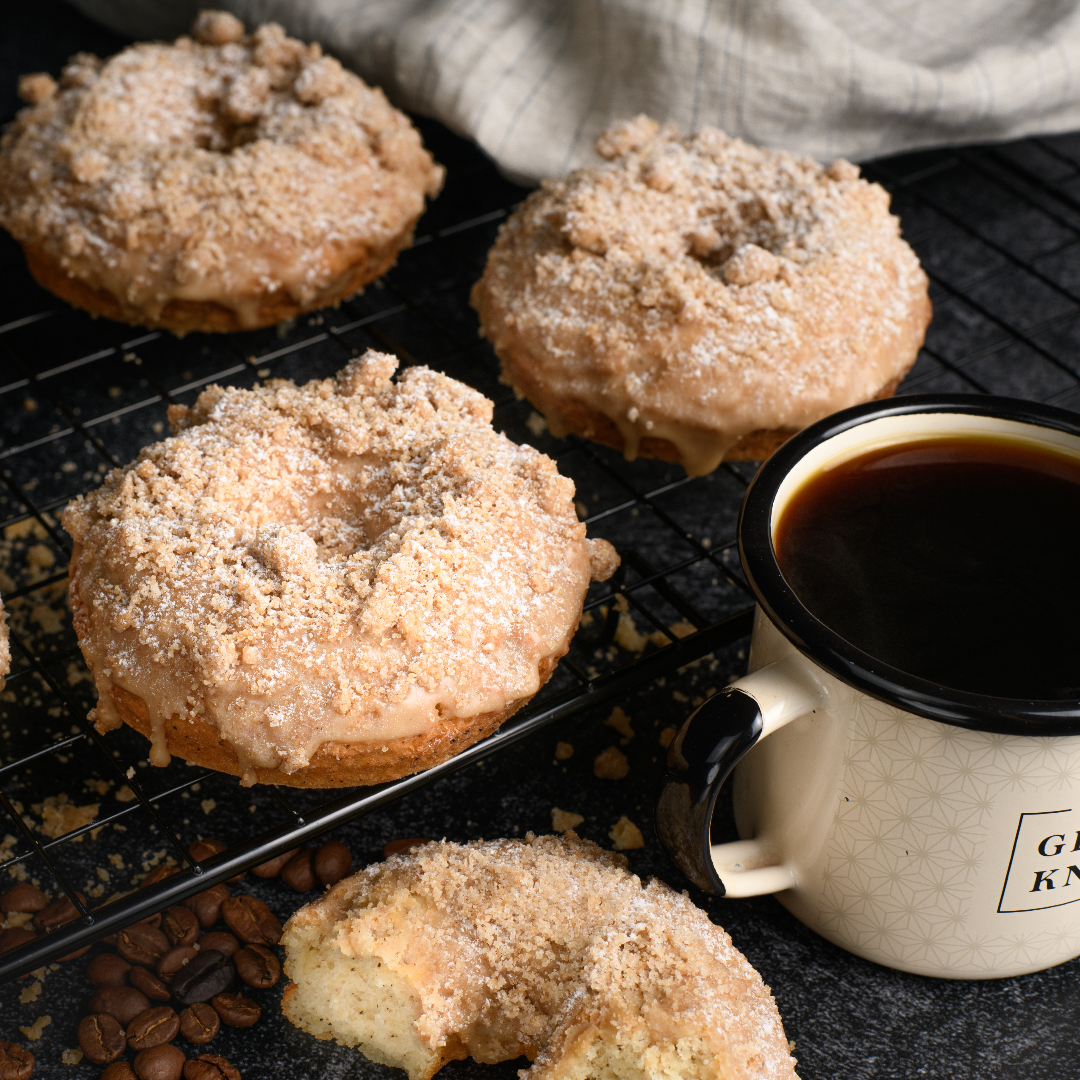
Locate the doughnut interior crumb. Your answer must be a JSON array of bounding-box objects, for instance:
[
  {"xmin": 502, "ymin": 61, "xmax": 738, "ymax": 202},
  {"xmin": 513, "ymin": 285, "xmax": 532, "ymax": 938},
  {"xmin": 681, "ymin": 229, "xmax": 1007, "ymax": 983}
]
[{"xmin": 281, "ymin": 834, "xmax": 799, "ymax": 1080}]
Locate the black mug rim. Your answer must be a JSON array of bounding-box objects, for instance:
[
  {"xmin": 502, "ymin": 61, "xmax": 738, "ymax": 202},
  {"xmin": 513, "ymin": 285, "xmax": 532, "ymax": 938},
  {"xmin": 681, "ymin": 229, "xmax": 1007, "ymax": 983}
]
[{"xmin": 738, "ymin": 393, "xmax": 1080, "ymax": 736}]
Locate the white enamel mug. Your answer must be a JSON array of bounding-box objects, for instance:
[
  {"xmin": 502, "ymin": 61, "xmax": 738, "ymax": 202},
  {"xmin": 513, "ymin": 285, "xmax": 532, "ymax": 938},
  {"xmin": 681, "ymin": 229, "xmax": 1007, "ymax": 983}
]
[{"xmin": 656, "ymin": 394, "xmax": 1080, "ymax": 979}]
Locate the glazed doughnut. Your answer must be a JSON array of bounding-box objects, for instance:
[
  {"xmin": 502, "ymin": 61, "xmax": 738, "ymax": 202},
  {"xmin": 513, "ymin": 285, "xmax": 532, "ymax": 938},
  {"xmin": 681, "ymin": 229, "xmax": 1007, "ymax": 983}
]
[
  {"xmin": 281, "ymin": 834, "xmax": 799, "ymax": 1080},
  {"xmin": 62, "ymin": 352, "xmax": 618, "ymax": 787},
  {"xmin": 472, "ymin": 115, "xmax": 931, "ymax": 475},
  {"xmin": 0, "ymin": 11, "xmax": 443, "ymax": 335}
]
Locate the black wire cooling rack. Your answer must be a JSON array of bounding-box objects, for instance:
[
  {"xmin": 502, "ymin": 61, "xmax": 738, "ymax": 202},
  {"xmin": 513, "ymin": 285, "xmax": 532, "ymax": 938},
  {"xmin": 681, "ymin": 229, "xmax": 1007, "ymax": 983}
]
[{"xmin": 2, "ymin": 117, "xmax": 1080, "ymax": 980}]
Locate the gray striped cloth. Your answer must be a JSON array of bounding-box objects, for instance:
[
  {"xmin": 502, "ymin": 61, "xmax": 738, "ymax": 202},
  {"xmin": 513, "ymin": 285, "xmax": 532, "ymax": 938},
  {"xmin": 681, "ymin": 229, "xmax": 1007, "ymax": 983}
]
[{"xmin": 70, "ymin": 0, "xmax": 1080, "ymax": 181}]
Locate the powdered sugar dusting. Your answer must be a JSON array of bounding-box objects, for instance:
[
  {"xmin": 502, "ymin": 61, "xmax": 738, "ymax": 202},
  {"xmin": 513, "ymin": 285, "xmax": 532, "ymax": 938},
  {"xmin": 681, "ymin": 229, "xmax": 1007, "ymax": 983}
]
[
  {"xmin": 472, "ymin": 116, "xmax": 930, "ymax": 475},
  {"xmin": 290, "ymin": 833, "xmax": 798, "ymax": 1079},
  {"xmin": 0, "ymin": 15, "xmax": 444, "ymax": 328},
  {"xmin": 63, "ymin": 353, "xmax": 617, "ymax": 781}
]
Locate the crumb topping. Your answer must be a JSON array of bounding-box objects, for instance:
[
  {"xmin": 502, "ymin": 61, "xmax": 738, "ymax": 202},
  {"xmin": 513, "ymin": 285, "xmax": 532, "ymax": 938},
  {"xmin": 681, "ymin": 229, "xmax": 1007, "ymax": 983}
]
[
  {"xmin": 0, "ymin": 15, "xmax": 444, "ymax": 325},
  {"xmin": 314, "ymin": 834, "xmax": 798, "ymax": 1078},
  {"xmin": 473, "ymin": 116, "xmax": 930, "ymax": 475},
  {"xmin": 63, "ymin": 353, "xmax": 616, "ymax": 778}
]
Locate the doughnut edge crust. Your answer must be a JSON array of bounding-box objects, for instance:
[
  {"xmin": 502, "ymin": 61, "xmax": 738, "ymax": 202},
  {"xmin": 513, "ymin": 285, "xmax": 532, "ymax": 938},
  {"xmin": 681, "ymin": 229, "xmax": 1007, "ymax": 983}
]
[
  {"xmin": 63, "ymin": 352, "xmax": 618, "ymax": 787},
  {"xmin": 0, "ymin": 12, "xmax": 444, "ymax": 335},
  {"xmin": 472, "ymin": 116, "xmax": 931, "ymax": 475},
  {"xmin": 280, "ymin": 835, "xmax": 800, "ymax": 1080}
]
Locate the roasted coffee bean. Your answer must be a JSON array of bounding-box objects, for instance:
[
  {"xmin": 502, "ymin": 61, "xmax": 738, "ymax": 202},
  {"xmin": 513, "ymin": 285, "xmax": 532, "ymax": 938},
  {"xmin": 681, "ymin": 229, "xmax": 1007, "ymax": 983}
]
[
  {"xmin": 178, "ymin": 1002, "xmax": 219, "ymax": 1046},
  {"xmin": 101, "ymin": 1063, "xmax": 137, "ymax": 1080},
  {"xmin": 210, "ymin": 992, "xmax": 260, "ymax": 1028},
  {"xmin": 184, "ymin": 885, "xmax": 229, "ymax": 929},
  {"xmin": 87, "ymin": 953, "xmax": 132, "ymax": 987},
  {"xmin": 233, "ymin": 944, "xmax": 279, "ymax": 989},
  {"xmin": 33, "ymin": 891, "xmax": 85, "ymax": 931},
  {"xmin": 383, "ymin": 837, "xmax": 432, "ymax": 858},
  {"xmin": 220, "ymin": 896, "xmax": 281, "ymax": 946},
  {"xmin": 0, "ymin": 1042, "xmax": 33, "ymax": 1080},
  {"xmin": 171, "ymin": 950, "xmax": 234, "ymax": 1006},
  {"xmin": 0, "ymin": 884, "xmax": 46, "ymax": 914},
  {"xmin": 188, "ymin": 840, "xmax": 243, "ymax": 882},
  {"xmin": 183, "ymin": 1055, "xmax": 239, "ymax": 1080},
  {"xmin": 280, "ymin": 849, "xmax": 314, "ymax": 892},
  {"xmin": 141, "ymin": 866, "xmax": 179, "ymax": 888},
  {"xmin": 127, "ymin": 1006, "xmax": 180, "ymax": 1051},
  {"xmin": 58, "ymin": 944, "xmax": 91, "ymax": 962},
  {"xmin": 134, "ymin": 1044, "xmax": 186, "ymax": 1080},
  {"xmin": 130, "ymin": 964, "xmax": 171, "ymax": 1002},
  {"xmin": 138, "ymin": 913, "xmax": 164, "ymax": 931},
  {"xmin": 157, "ymin": 945, "xmax": 198, "ymax": 983},
  {"xmin": 89, "ymin": 985, "xmax": 151, "ymax": 1026},
  {"xmin": 117, "ymin": 923, "xmax": 170, "ymax": 968},
  {"xmin": 196, "ymin": 933, "xmax": 237, "ymax": 959},
  {"xmin": 77, "ymin": 1013, "xmax": 126, "ymax": 1065},
  {"xmin": 314, "ymin": 841, "xmax": 352, "ymax": 887},
  {"xmin": 162, "ymin": 906, "xmax": 199, "ymax": 948},
  {"xmin": 188, "ymin": 839, "xmax": 225, "ymax": 863},
  {"xmin": 250, "ymin": 848, "xmax": 297, "ymax": 878},
  {"xmin": 0, "ymin": 928, "xmax": 36, "ymax": 955}
]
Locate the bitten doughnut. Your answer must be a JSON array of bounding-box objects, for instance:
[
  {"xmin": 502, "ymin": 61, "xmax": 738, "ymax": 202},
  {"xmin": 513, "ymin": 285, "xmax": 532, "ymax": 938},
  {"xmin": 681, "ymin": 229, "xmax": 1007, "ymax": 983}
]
[
  {"xmin": 62, "ymin": 352, "xmax": 618, "ymax": 787},
  {"xmin": 281, "ymin": 834, "xmax": 799, "ymax": 1080},
  {"xmin": 472, "ymin": 116, "xmax": 931, "ymax": 475},
  {"xmin": 0, "ymin": 11, "xmax": 444, "ymax": 335}
]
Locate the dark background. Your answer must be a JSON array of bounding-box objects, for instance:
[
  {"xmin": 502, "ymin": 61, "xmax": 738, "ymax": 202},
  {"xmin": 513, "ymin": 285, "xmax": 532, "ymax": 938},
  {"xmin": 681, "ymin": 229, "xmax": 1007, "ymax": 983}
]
[{"xmin": 4, "ymin": 2, "xmax": 1080, "ymax": 1077}]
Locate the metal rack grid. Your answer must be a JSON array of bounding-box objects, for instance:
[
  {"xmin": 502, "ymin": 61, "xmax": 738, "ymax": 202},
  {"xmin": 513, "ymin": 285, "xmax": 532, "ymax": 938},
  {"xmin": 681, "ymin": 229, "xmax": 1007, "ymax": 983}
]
[{"xmin": 2, "ymin": 117, "xmax": 1080, "ymax": 981}]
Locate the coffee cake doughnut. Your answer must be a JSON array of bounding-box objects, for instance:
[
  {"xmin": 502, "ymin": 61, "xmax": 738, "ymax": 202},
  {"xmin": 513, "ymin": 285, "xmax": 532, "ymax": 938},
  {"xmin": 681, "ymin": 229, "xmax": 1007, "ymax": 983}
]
[
  {"xmin": 62, "ymin": 352, "xmax": 618, "ymax": 787},
  {"xmin": 472, "ymin": 116, "xmax": 930, "ymax": 475},
  {"xmin": 0, "ymin": 11, "xmax": 443, "ymax": 335},
  {"xmin": 281, "ymin": 834, "xmax": 799, "ymax": 1080}
]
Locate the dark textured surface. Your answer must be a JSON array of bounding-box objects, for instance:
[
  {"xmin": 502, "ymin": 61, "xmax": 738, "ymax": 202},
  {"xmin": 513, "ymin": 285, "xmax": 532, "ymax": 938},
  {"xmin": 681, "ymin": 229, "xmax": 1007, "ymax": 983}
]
[{"xmin": 3, "ymin": 2, "xmax": 1080, "ymax": 1077}]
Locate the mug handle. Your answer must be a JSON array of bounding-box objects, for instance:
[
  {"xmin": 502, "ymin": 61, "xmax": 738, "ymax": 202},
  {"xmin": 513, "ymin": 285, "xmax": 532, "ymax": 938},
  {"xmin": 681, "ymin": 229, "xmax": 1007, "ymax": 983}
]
[{"xmin": 655, "ymin": 653, "xmax": 825, "ymax": 896}]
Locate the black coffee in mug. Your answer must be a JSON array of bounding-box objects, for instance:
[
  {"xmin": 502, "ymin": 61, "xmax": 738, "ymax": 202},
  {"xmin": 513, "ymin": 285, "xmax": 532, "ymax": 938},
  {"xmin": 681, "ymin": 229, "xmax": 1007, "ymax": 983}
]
[{"xmin": 774, "ymin": 435, "xmax": 1080, "ymax": 700}]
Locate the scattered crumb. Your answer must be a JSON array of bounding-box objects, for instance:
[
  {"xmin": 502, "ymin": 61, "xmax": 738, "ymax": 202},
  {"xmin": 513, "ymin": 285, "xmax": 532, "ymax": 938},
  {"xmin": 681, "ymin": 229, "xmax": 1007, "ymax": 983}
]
[
  {"xmin": 84, "ymin": 779, "xmax": 111, "ymax": 797},
  {"xmin": 554, "ymin": 741, "xmax": 574, "ymax": 761},
  {"xmin": 125, "ymin": 768, "xmax": 135, "ymax": 780},
  {"xmin": 659, "ymin": 726, "xmax": 677, "ymax": 748},
  {"xmin": 31, "ymin": 604, "xmax": 64, "ymax": 635},
  {"xmin": 672, "ymin": 691, "xmax": 689, "ymax": 703},
  {"xmin": 19, "ymin": 1015, "xmax": 50, "ymax": 1040},
  {"xmin": 613, "ymin": 595, "xmax": 649, "ymax": 653},
  {"xmin": 551, "ymin": 808, "xmax": 584, "ymax": 833},
  {"xmin": 201, "ymin": 799, "xmax": 217, "ymax": 815},
  {"xmin": 96, "ymin": 867, "xmax": 110, "ymax": 882},
  {"xmin": 33, "ymin": 795, "xmax": 99, "ymax": 839},
  {"xmin": 114, "ymin": 785, "xmax": 136, "ymax": 803},
  {"xmin": 107, "ymin": 854, "xmax": 125, "ymax": 870},
  {"xmin": 62, "ymin": 1049, "xmax": 84, "ymax": 1065},
  {"xmin": 2, "ymin": 912, "xmax": 34, "ymax": 930},
  {"xmin": 574, "ymin": 500, "xmax": 588, "ymax": 519},
  {"xmin": 525, "ymin": 411, "xmax": 547, "ymax": 437},
  {"xmin": 609, "ymin": 816, "xmax": 645, "ymax": 850},
  {"xmin": 593, "ymin": 746, "xmax": 629, "ymax": 780},
  {"xmin": 650, "ymin": 620, "xmax": 697, "ymax": 647},
  {"xmin": 605, "ymin": 706, "xmax": 635, "ymax": 744},
  {"xmin": 579, "ymin": 610, "xmax": 593, "ymax": 628},
  {"xmin": 26, "ymin": 544, "xmax": 54, "ymax": 570},
  {"xmin": 18, "ymin": 980, "xmax": 42, "ymax": 1005}
]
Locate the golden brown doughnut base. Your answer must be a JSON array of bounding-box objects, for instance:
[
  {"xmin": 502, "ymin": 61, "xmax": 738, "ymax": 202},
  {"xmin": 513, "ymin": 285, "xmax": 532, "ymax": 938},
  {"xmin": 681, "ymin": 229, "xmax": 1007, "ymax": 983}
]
[
  {"xmin": 21, "ymin": 236, "xmax": 412, "ymax": 336},
  {"xmin": 104, "ymin": 654, "xmax": 561, "ymax": 789},
  {"xmin": 502, "ymin": 345, "xmax": 906, "ymax": 465}
]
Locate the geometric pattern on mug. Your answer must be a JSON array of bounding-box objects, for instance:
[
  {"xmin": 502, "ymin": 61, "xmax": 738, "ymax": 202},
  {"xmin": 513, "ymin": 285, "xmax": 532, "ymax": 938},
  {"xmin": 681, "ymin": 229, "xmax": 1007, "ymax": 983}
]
[{"xmin": 816, "ymin": 696, "xmax": 1080, "ymax": 975}]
